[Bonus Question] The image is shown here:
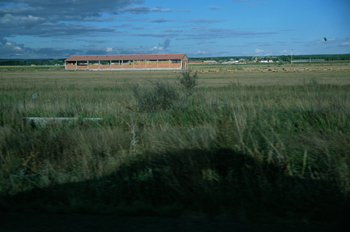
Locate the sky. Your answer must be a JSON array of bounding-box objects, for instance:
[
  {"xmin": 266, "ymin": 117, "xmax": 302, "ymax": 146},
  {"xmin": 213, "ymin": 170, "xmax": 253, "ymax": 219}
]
[{"xmin": 0, "ymin": 0, "xmax": 349, "ymax": 59}]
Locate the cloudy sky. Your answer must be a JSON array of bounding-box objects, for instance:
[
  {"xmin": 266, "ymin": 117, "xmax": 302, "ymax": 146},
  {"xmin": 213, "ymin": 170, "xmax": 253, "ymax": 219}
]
[{"xmin": 0, "ymin": 0, "xmax": 349, "ymax": 58}]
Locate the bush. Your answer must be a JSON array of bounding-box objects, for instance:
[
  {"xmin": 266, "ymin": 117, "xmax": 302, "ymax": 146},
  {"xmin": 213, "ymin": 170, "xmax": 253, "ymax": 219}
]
[
  {"xmin": 131, "ymin": 81, "xmax": 179, "ymax": 113},
  {"xmin": 178, "ymin": 70, "xmax": 198, "ymax": 96},
  {"xmin": 130, "ymin": 72, "xmax": 200, "ymax": 113}
]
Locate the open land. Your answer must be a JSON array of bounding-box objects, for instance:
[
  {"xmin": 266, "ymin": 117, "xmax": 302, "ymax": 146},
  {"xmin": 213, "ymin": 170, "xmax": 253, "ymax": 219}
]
[{"xmin": 0, "ymin": 61, "xmax": 349, "ymax": 231}]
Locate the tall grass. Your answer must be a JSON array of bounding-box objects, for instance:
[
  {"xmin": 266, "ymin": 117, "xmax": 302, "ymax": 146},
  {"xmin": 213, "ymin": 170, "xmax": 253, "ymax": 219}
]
[{"xmin": 0, "ymin": 74, "xmax": 349, "ymax": 223}]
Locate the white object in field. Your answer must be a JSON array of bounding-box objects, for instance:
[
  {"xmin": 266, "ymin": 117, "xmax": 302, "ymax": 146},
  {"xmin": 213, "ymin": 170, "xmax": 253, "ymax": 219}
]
[{"xmin": 31, "ymin": 92, "xmax": 39, "ymax": 99}]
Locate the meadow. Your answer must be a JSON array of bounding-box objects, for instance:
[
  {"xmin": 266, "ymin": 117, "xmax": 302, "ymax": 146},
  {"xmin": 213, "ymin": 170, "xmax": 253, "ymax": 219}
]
[{"xmin": 0, "ymin": 62, "xmax": 349, "ymax": 225}]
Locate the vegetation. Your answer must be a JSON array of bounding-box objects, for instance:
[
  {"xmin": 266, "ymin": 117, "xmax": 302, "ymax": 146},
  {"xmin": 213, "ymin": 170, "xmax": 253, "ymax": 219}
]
[
  {"xmin": 178, "ymin": 70, "xmax": 199, "ymax": 96},
  {"xmin": 189, "ymin": 53, "xmax": 350, "ymax": 63},
  {"xmin": 131, "ymin": 81, "xmax": 179, "ymax": 113},
  {"xmin": 0, "ymin": 59, "xmax": 65, "ymax": 66},
  {"xmin": 0, "ymin": 65, "xmax": 349, "ymax": 226}
]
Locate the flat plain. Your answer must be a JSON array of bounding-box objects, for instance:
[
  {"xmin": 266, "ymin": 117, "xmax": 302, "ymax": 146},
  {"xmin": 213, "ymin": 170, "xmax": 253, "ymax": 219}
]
[
  {"xmin": 0, "ymin": 62, "xmax": 349, "ymax": 231},
  {"xmin": 1, "ymin": 62, "xmax": 350, "ymax": 88}
]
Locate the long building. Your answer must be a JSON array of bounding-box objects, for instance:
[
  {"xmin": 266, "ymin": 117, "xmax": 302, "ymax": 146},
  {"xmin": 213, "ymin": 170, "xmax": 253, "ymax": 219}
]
[{"xmin": 65, "ymin": 53, "xmax": 188, "ymax": 70}]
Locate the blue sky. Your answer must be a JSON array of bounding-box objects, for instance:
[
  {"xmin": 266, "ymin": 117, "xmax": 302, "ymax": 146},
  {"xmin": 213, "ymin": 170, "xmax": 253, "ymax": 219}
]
[{"xmin": 0, "ymin": 0, "xmax": 349, "ymax": 58}]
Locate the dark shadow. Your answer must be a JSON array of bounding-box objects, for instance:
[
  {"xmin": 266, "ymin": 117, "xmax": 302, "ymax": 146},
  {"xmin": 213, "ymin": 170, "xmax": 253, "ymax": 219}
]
[{"xmin": 1, "ymin": 148, "xmax": 348, "ymax": 231}]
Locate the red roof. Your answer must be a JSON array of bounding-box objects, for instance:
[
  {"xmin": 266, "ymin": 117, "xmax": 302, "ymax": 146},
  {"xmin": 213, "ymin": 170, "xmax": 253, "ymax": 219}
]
[{"xmin": 65, "ymin": 54, "xmax": 187, "ymax": 61}]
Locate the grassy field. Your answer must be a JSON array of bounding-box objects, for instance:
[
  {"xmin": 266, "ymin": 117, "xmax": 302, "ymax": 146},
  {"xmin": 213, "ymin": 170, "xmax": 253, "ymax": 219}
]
[{"xmin": 0, "ymin": 62, "xmax": 349, "ymax": 224}]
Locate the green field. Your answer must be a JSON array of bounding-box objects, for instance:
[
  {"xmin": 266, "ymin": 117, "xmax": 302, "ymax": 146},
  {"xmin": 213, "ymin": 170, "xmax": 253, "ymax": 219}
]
[{"xmin": 0, "ymin": 62, "xmax": 349, "ymax": 224}]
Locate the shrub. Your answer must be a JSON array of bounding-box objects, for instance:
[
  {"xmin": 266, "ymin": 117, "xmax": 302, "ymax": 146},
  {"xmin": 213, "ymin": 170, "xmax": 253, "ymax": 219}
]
[
  {"xmin": 131, "ymin": 81, "xmax": 179, "ymax": 113},
  {"xmin": 178, "ymin": 70, "xmax": 198, "ymax": 96}
]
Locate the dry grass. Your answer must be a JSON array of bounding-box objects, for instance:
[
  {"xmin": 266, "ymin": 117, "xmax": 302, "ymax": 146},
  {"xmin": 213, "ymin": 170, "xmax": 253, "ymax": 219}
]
[
  {"xmin": 0, "ymin": 62, "xmax": 350, "ymax": 223},
  {"xmin": 1, "ymin": 63, "xmax": 349, "ymax": 89}
]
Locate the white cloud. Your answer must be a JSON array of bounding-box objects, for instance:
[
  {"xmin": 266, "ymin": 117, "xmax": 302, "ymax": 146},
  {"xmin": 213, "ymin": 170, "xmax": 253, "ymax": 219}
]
[
  {"xmin": 197, "ymin": 50, "xmax": 206, "ymax": 54},
  {"xmin": 151, "ymin": 45, "xmax": 163, "ymax": 51},
  {"xmin": 106, "ymin": 47, "xmax": 113, "ymax": 52},
  {"xmin": 208, "ymin": 6, "xmax": 221, "ymax": 10},
  {"xmin": 255, "ymin": 49, "xmax": 264, "ymax": 53},
  {"xmin": 0, "ymin": 14, "xmax": 45, "ymax": 28},
  {"xmin": 119, "ymin": 6, "xmax": 192, "ymax": 14},
  {"xmin": 150, "ymin": 39, "xmax": 171, "ymax": 51},
  {"xmin": 341, "ymin": 42, "xmax": 350, "ymax": 46}
]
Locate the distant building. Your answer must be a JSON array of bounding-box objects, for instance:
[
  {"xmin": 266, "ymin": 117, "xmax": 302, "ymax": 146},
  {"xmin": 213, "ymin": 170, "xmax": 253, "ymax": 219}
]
[
  {"xmin": 222, "ymin": 61, "xmax": 233, "ymax": 64},
  {"xmin": 189, "ymin": 60, "xmax": 203, "ymax": 64},
  {"xmin": 64, "ymin": 53, "xmax": 188, "ymax": 70},
  {"xmin": 203, "ymin": 60, "xmax": 217, "ymax": 64}
]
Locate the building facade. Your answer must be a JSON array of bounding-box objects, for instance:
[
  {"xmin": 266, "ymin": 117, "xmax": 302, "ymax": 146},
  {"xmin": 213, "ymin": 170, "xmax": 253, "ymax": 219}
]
[{"xmin": 65, "ymin": 54, "xmax": 188, "ymax": 70}]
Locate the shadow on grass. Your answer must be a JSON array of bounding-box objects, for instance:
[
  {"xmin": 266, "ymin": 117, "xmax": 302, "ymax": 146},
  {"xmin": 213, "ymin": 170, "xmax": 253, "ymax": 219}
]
[{"xmin": 1, "ymin": 148, "xmax": 349, "ymax": 228}]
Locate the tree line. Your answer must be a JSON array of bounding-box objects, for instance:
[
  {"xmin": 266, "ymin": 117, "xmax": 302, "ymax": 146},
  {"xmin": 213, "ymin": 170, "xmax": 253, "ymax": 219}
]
[
  {"xmin": 189, "ymin": 54, "xmax": 350, "ymax": 62},
  {"xmin": 0, "ymin": 59, "xmax": 65, "ymax": 66}
]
